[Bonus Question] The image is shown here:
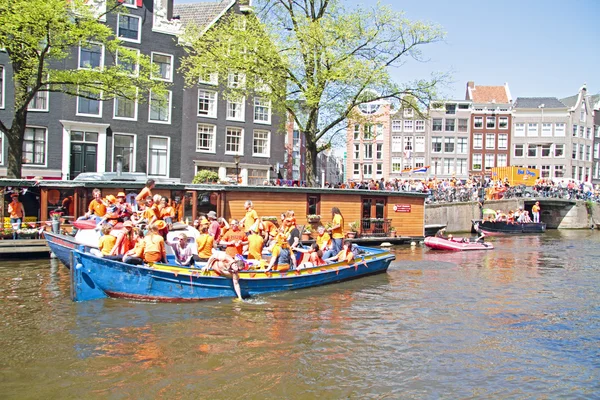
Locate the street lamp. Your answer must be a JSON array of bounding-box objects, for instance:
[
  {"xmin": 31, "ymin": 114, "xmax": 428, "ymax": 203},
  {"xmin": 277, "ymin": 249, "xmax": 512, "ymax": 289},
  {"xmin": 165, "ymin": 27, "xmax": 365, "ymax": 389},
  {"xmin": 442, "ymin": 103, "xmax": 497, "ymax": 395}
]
[{"xmin": 233, "ymin": 154, "xmax": 241, "ymax": 185}]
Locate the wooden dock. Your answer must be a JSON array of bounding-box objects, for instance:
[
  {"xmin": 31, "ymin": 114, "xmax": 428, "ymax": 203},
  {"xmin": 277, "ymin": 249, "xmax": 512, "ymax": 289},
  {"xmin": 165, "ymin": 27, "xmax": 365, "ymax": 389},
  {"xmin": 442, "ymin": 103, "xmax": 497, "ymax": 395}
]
[{"xmin": 0, "ymin": 239, "xmax": 50, "ymax": 257}]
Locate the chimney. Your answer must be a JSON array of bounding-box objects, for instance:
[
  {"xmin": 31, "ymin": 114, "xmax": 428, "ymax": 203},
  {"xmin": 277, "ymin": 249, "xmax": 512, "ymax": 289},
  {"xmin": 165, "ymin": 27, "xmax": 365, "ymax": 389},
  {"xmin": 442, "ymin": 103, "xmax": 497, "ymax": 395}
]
[{"xmin": 466, "ymin": 81, "xmax": 475, "ymax": 100}]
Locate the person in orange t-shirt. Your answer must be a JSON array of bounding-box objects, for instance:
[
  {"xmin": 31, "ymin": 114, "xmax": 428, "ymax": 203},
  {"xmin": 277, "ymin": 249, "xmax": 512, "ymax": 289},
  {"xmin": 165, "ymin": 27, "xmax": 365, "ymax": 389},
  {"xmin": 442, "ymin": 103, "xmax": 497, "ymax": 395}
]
[
  {"xmin": 135, "ymin": 179, "xmax": 155, "ymax": 211},
  {"xmin": 219, "ymin": 220, "xmax": 248, "ymax": 257},
  {"xmin": 240, "ymin": 200, "xmax": 259, "ymax": 234},
  {"xmin": 159, "ymin": 197, "xmax": 175, "ymax": 226},
  {"xmin": 246, "ymin": 227, "xmax": 264, "ymax": 260},
  {"xmin": 8, "ymin": 193, "xmax": 25, "ymax": 240},
  {"xmin": 141, "ymin": 223, "xmax": 166, "ymax": 263},
  {"xmin": 195, "ymin": 226, "xmax": 215, "ymax": 262},
  {"xmin": 78, "ymin": 188, "xmax": 106, "ymax": 223},
  {"xmin": 326, "ymin": 240, "xmax": 354, "ymax": 263},
  {"xmin": 328, "ymin": 207, "xmax": 344, "ymax": 255}
]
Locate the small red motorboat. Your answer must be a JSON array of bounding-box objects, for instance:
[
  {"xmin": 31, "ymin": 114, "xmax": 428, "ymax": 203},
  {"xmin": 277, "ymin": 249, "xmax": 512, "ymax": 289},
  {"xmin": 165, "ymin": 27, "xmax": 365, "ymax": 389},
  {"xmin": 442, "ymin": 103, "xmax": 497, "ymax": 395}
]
[{"xmin": 424, "ymin": 236, "xmax": 494, "ymax": 251}]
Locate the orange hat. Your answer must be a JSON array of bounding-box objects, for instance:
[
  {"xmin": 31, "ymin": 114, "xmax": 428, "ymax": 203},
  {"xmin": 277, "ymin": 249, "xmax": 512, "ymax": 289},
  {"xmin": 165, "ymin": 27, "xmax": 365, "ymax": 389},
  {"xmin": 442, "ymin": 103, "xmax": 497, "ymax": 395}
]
[
  {"xmin": 11, "ymin": 192, "xmax": 19, "ymax": 198},
  {"xmin": 154, "ymin": 220, "xmax": 167, "ymax": 230},
  {"xmin": 106, "ymin": 195, "xmax": 117, "ymax": 204},
  {"xmin": 117, "ymin": 192, "xmax": 126, "ymax": 198}
]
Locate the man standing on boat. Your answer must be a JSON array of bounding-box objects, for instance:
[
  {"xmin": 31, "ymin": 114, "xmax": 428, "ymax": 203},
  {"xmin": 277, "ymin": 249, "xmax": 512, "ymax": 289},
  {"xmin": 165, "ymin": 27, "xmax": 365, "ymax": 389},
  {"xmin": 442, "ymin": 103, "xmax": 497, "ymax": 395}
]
[
  {"xmin": 240, "ymin": 200, "xmax": 259, "ymax": 234},
  {"xmin": 8, "ymin": 192, "xmax": 25, "ymax": 240},
  {"xmin": 135, "ymin": 179, "xmax": 155, "ymax": 212},
  {"xmin": 328, "ymin": 207, "xmax": 344, "ymax": 255},
  {"xmin": 532, "ymin": 201, "xmax": 541, "ymax": 223}
]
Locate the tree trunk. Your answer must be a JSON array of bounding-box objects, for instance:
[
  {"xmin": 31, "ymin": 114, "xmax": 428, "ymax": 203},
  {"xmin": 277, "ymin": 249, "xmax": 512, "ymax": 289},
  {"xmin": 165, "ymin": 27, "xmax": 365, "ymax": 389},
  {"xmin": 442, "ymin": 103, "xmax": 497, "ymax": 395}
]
[
  {"xmin": 305, "ymin": 141, "xmax": 318, "ymax": 187},
  {"xmin": 6, "ymin": 114, "xmax": 26, "ymax": 179}
]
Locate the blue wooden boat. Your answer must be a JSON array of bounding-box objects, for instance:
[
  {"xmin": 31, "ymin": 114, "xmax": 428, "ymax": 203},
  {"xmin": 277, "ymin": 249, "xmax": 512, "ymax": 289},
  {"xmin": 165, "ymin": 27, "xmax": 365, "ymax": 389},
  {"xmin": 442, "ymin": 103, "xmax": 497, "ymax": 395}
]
[
  {"xmin": 70, "ymin": 246, "xmax": 396, "ymax": 302},
  {"xmin": 44, "ymin": 231, "xmax": 80, "ymax": 268}
]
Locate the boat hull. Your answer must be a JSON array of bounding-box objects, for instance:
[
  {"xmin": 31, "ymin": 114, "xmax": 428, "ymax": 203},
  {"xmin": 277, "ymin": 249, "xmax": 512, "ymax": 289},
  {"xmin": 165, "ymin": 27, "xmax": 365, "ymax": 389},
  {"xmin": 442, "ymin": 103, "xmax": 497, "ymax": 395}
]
[
  {"xmin": 44, "ymin": 232, "xmax": 81, "ymax": 268},
  {"xmin": 71, "ymin": 247, "xmax": 396, "ymax": 302},
  {"xmin": 424, "ymin": 236, "xmax": 493, "ymax": 251},
  {"xmin": 473, "ymin": 220, "xmax": 546, "ymax": 235}
]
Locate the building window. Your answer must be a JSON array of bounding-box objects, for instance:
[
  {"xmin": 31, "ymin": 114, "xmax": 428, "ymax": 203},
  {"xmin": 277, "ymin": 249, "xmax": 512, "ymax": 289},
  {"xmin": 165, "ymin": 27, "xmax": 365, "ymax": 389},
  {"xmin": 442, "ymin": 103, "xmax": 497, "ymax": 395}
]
[
  {"xmin": 0, "ymin": 65, "xmax": 4, "ymax": 109},
  {"xmin": 497, "ymin": 154, "xmax": 507, "ymax": 167},
  {"xmin": 147, "ymin": 136, "xmax": 169, "ymax": 176},
  {"xmin": 415, "ymin": 157, "xmax": 424, "ymax": 168},
  {"xmin": 403, "ymin": 120, "xmax": 413, "ymax": 132},
  {"xmin": 364, "ymin": 143, "xmax": 373, "ymax": 159},
  {"xmin": 445, "ymin": 104, "xmax": 456, "ymax": 115},
  {"xmin": 458, "ymin": 104, "xmax": 469, "ymax": 110},
  {"xmin": 404, "ymin": 136, "xmax": 413, "ymax": 151},
  {"xmin": 254, "ymin": 97, "xmax": 271, "ymax": 124},
  {"xmin": 253, "ymin": 130, "xmax": 270, "ymax": 157},
  {"xmin": 22, "ymin": 127, "xmax": 46, "ymax": 165},
  {"xmin": 445, "ymin": 119, "xmax": 455, "ymax": 132},
  {"xmin": 0, "ymin": 132, "xmax": 3, "ymax": 164},
  {"xmin": 415, "ymin": 136, "xmax": 425, "ymax": 152},
  {"xmin": 116, "ymin": 48, "xmax": 140, "ymax": 76},
  {"xmin": 554, "ymin": 165, "xmax": 564, "ymax": 178},
  {"xmin": 353, "ymin": 144, "xmax": 359, "ymax": 159},
  {"xmin": 586, "ymin": 128, "xmax": 592, "ymax": 139},
  {"xmin": 117, "ymin": 14, "xmax": 141, "ymax": 42},
  {"xmin": 392, "ymin": 136, "xmax": 401, "ymax": 152},
  {"xmin": 376, "ymin": 143, "xmax": 383, "ymax": 160},
  {"xmin": 514, "ymin": 123, "xmax": 525, "ymax": 136},
  {"xmin": 151, "ymin": 53, "xmax": 173, "ymax": 81},
  {"xmin": 528, "ymin": 144, "xmax": 537, "ymax": 157},
  {"xmin": 541, "ymin": 123, "xmax": 552, "ymax": 137},
  {"xmin": 485, "ymin": 134, "xmax": 495, "ymax": 149},
  {"xmin": 572, "ymin": 125, "xmax": 578, "ymax": 137},
  {"xmin": 526, "ymin": 123, "xmax": 538, "ymax": 136},
  {"xmin": 77, "ymin": 88, "xmax": 102, "ymax": 116},
  {"xmin": 541, "ymin": 144, "xmax": 551, "ymax": 157},
  {"xmin": 486, "ymin": 117, "xmax": 495, "ymax": 129},
  {"xmin": 199, "ymin": 69, "xmax": 218, "ymax": 85},
  {"xmin": 514, "ymin": 144, "xmax": 524, "ymax": 157},
  {"xmin": 580, "ymin": 105, "xmax": 586, "ymax": 122},
  {"xmin": 586, "ymin": 145, "xmax": 591, "ymax": 161},
  {"xmin": 595, "ymin": 143, "xmax": 600, "ymax": 159},
  {"xmin": 472, "ymin": 153, "xmax": 482, "ymax": 171},
  {"xmin": 432, "ymin": 119, "xmax": 443, "ymax": 131},
  {"xmin": 149, "ymin": 90, "xmax": 171, "ymax": 123},
  {"xmin": 485, "ymin": 154, "xmax": 495, "ymax": 170},
  {"xmin": 196, "ymin": 124, "xmax": 216, "ymax": 152},
  {"xmin": 555, "ymin": 123, "xmax": 565, "ymax": 136},
  {"xmin": 541, "ymin": 165, "xmax": 550, "ymax": 178},
  {"xmin": 498, "ymin": 117, "xmax": 508, "ymax": 129},
  {"xmin": 444, "ymin": 137, "xmax": 454, "ymax": 153},
  {"xmin": 443, "ymin": 158, "xmax": 454, "ymax": 175},
  {"xmin": 456, "ymin": 137, "xmax": 467, "ymax": 154},
  {"xmin": 114, "ymin": 95, "xmax": 137, "ymax": 120},
  {"xmin": 404, "ymin": 108, "xmax": 414, "ymax": 118},
  {"xmin": 580, "ymin": 144, "xmax": 584, "ymax": 160},
  {"xmin": 225, "ymin": 127, "xmax": 243, "ymax": 154},
  {"xmin": 473, "ymin": 133, "xmax": 482, "ymax": 149},
  {"xmin": 363, "ymin": 163, "xmax": 372, "ymax": 178},
  {"xmin": 79, "ymin": 43, "xmax": 103, "ymax": 69},
  {"xmin": 376, "ymin": 124, "xmax": 383, "ymax": 139},
  {"xmin": 458, "ymin": 119, "xmax": 468, "ymax": 132},
  {"xmin": 226, "ymin": 96, "xmax": 245, "ymax": 121},
  {"xmin": 391, "ymin": 120, "xmax": 402, "ymax": 132},
  {"xmin": 363, "ymin": 124, "xmax": 373, "ymax": 140},
  {"xmin": 579, "ymin": 126, "xmax": 584, "ymax": 137},
  {"xmin": 391, "ymin": 157, "xmax": 402, "ymax": 173},
  {"xmin": 353, "ymin": 163, "xmax": 360, "ymax": 176},
  {"xmin": 554, "ymin": 143, "xmax": 565, "ymax": 158},
  {"xmin": 354, "ymin": 124, "xmax": 360, "ymax": 139},
  {"xmin": 456, "ymin": 158, "xmax": 467, "ymax": 174},
  {"xmin": 572, "ymin": 145, "xmax": 577, "ymax": 160},
  {"xmin": 415, "ymin": 120, "xmax": 425, "ymax": 132},
  {"xmin": 113, "ymin": 134, "xmax": 134, "ymax": 172},
  {"xmin": 498, "ymin": 134, "xmax": 508, "ymax": 150},
  {"xmin": 28, "ymin": 91, "xmax": 49, "ymax": 111},
  {"xmin": 198, "ymin": 89, "xmax": 217, "ymax": 118},
  {"xmin": 228, "ymin": 71, "xmax": 246, "ymax": 88},
  {"xmin": 474, "ymin": 117, "xmax": 483, "ymax": 129},
  {"xmin": 432, "ymin": 137, "xmax": 442, "ymax": 153},
  {"xmin": 376, "ymin": 163, "xmax": 383, "ymax": 176}
]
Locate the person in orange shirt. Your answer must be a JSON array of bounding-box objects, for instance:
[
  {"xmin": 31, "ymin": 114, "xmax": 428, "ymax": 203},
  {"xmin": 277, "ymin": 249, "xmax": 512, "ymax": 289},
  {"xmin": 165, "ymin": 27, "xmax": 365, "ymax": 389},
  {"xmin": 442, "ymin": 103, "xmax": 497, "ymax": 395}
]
[
  {"xmin": 159, "ymin": 197, "xmax": 175, "ymax": 227},
  {"xmin": 8, "ymin": 192, "xmax": 25, "ymax": 240},
  {"xmin": 219, "ymin": 220, "xmax": 248, "ymax": 257},
  {"xmin": 78, "ymin": 188, "xmax": 106, "ymax": 223},
  {"xmin": 141, "ymin": 223, "xmax": 167, "ymax": 263},
  {"xmin": 260, "ymin": 219, "xmax": 278, "ymax": 247},
  {"xmin": 140, "ymin": 197, "xmax": 158, "ymax": 226},
  {"xmin": 135, "ymin": 179, "xmax": 155, "ymax": 211},
  {"xmin": 246, "ymin": 227, "xmax": 264, "ymax": 260},
  {"xmin": 122, "ymin": 228, "xmax": 145, "ymax": 265},
  {"xmin": 240, "ymin": 200, "xmax": 259, "ymax": 234},
  {"xmin": 195, "ymin": 226, "xmax": 215, "ymax": 262},
  {"xmin": 91, "ymin": 224, "xmax": 117, "ymax": 258},
  {"xmin": 328, "ymin": 207, "xmax": 344, "ymax": 255},
  {"xmin": 265, "ymin": 234, "xmax": 295, "ymax": 272},
  {"xmin": 108, "ymin": 220, "xmax": 136, "ymax": 260},
  {"xmin": 326, "ymin": 240, "xmax": 354, "ymax": 263},
  {"xmin": 315, "ymin": 225, "xmax": 331, "ymax": 252}
]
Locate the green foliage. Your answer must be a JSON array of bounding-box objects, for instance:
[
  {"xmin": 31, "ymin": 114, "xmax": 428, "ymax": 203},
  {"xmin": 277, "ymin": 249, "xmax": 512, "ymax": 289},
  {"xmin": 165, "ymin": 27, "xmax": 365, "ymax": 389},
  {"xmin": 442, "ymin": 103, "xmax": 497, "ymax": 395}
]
[
  {"xmin": 192, "ymin": 170, "xmax": 220, "ymax": 184},
  {"xmin": 0, "ymin": 0, "xmax": 169, "ymax": 178},
  {"xmin": 348, "ymin": 221, "xmax": 360, "ymax": 233},
  {"xmin": 180, "ymin": 0, "xmax": 445, "ymax": 184}
]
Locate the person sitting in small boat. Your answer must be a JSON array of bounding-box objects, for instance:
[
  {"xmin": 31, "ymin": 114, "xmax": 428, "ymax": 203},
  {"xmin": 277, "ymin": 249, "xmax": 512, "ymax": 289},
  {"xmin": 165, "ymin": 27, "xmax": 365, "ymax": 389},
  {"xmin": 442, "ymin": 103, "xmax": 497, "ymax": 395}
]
[
  {"xmin": 122, "ymin": 228, "xmax": 145, "ymax": 265},
  {"xmin": 167, "ymin": 232, "xmax": 197, "ymax": 266},
  {"xmin": 495, "ymin": 210, "xmax": 506, "ymax": 222},
  {"xmin": 91, "ymin": 224, "xmax": 117, "ymax": 258},
  {"xmin": 220, "ymin": 219, "xmax": 248, "ymax": 257},
  {"xmin": 435, "ymin": 228, "xmax": 447, "ymax": 238},
  {"xmin": 95, "ymin": 195, "xmax": 120, "ymax": 228},
  {"xmin": 78, "ymin": 188, "xmax": 106, "ymax": 223},
  {"xmin": 159, "ymin": 197, "xmax": 175, "ymax": 228},
  {"xmin": 326, "ymin": 240, "xmax": 355, "ymax": 263},
  {"xmin": 139, "ymin": 197, "xmax": 158, "ymax": 227},
  {"xmin": 246, "ymin": 226, "xmax": 264, "ymax": 260},
  {"xmin": 315, "ymin": 225, "xmax": 332, "ymax": 253},
  {"xmin": 141, "ymin": 222, "xmax": 167, "ymax": 264},
  {"xmin": 106, "ymin": 220, "xmax": 136, "ymax": 261},
  {"xmin": 507, "ymin": 210, "xmax": 515, "ymax": 223},
  {"xmin": 259, "ymin": 219, "xmax": 278, "ymax": 247},
  {"xmin": 521, "ymin": 210, "xmax": 532, "ymax": 223},
  {"xmin": 195, "ymin": 225, "xmax": 215, "ymax": 262},
  {"xmin": 295, "ymin": 242, "xmax": 325, "ymax": 269},
  {"xmin": 201, "ymin": 251, "xmax": 244, "ymax": 300},
  {"xmin": 116, "ymin": 192, "xmax": 133, "ymax": 221},
  {"xmin": 265, "ymin": 234, "xmax": 296, "ymax": 272}
]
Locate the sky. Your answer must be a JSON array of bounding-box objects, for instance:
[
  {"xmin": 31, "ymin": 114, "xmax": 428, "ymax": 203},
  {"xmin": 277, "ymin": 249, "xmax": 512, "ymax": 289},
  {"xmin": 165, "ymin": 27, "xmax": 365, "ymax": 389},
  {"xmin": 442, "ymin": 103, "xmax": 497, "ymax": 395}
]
[{"xmin": 175, "ymin": 0, "xmax": 600, "ymax": 100}]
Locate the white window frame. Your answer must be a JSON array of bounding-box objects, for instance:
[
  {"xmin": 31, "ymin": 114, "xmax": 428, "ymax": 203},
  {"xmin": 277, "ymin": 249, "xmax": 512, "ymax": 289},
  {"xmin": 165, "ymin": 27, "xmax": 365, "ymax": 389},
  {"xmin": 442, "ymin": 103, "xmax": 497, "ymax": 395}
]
[
  {"xmin": 486, "ymin": 116, "xmax": 496, "ymax": 129},
  {"xmin": 403, "ymin": 120, "xmax": 413, "ymax": 132},
  {"xmin": 474, "ymin": 117, "xmax": 483, "ymax": 129},
  {"xmin": 253, "ymin": 97, "xmax": 271, "ymax": 124},
  {"xmin": 198, "ymin": 89, "xmax": 218, "ymax": 118},
  {"xmin": 252, "ymin": 129, "xmax": 270, "ymax": 157},
  {"xmin": 555, "ymin": 123, "xmax": 565, "ymax": 136},
  {"xmin": 120, "ymin": 0, "xmax": 136, "ymax": 8},
  {"xmin": 148, "ymin": 89, "xmax": 172, "ymax": 124},
  {"xmin": 403, "ymin": 108, "xmax": 414, "ymax": 118},
  {"xmin": 116, "ymin": 47, "xmax": 140, "ymax": 77},
  {"xmin": 111, "ymin": 133, "xmax": 137, "ymax": 173},
  {"xmin": 514, "ymin": 123, "xmax": 525, "ymax": 137},
  {"xmin": 456, "ymin": 137, "xmax": 468, "ymax": 154},
  {"xmin": 527, "ymin": 144, "xmax": 537, "ymax": 157},
  {"xmin": 228, "ymin": 71, "xmax": 246, "ymax": 88},
  {"xmin": 498, "ymin": 133, "xmax": 508, "ymax": 150},
  {"xmin": 113, "ymin": 91, "xmax": 138, "ymax": 121},
  {"xmin": 226, "ymin": 96, "xmax": 245, "ymax": 121},
  {"xmin": 444, "ymin": 137, "xmax": 455, "ymax": 153},
  {"xmin": 0, "ymin": 65, "xmax": 5, "ymax": 109},
  {"xmin": 199, "ymin": 69, "xmax": 219, "ymax": 86},
  {"xmin": 472, "ymin": 153, "xmax": 482, "ymax": 171},
  {"xmin": 22, "ymin": 126, "xmax": 48, "ymax": 167},
  {"xmin": 147, "ymin": 135, "xmax": 170, "ymax": 177},
  {"xmin": 117, "ymin": 13, "xmax": 142, "ymax": 43},
  {"xmin": 225, "ymin": 127, "xmax": 244, "ymax": 155},
  {"xmin": 353, "ymin": 143, "xmax": 359, "ymax": 159},
  {"xmin": 485, "ymin": 133, "xmax": 495, "ymax": 150},
  {"xmin": 415, "ymin": 136, "xmax": 425, "ymax": 152},
  {"xmin": 541, "ymin": 123, "xmax": 552, "ymax": 137},
  {"xmin": 76, "ymin": 87, "xmax": 103, "ymax": 117},
  {"xmin": 392, "ymin": 136, "xmax": 402, "ymax": 152},
  {"xmin": 541, "ymin": 144, "xmax": 551, "ymax": 158},
  {"xmin": 497, "ymin": 154, "xmax": 507, "ymax": 167},
  {"xmin": 391, "ymin": 120, "xmax": 402, "ymax": 132},
  {"xmin": 78, "ymin": 42, "xmax": 104, "ymax": 70},
  {"xmin": 391, "ymin": 157, "xmax": 402, "ymax": 173},
  {"xmin": 196, "ymin": 123, "xmax": 216, "ymax": 153},
  {"xmin": 431, "ymin": 137, "xmax": 442, "ymax": 153},
  {"xmin": 363, "ymin": 163, "xmax": 372, "ymax": 178},
  {"xmin": 28, "ymin": 89, "xmax": 49, "ymax": 112},
  {"xmin": 364, "ymin": 143, "xmax": 373, "ymax": 159},
  {"xmin": 485, "ymin": 154, "xmax": 495, "ymax": 170},
  {"xmin": 415, "ymin": 120, "xmax": 425, "ymax": 132},
  {"xmin": 498, "ymin": 117, "xmax": 508, "ymax": 129},
  {"xmin": 151, "ymin": 52, "xmax": 174, "ymax": 82},
  {"xmin": 514, "ymin": 144, "xmax": 524, "ymax": 158},
  {"xmin": 553, "ymin": 144, "xmax": 563, "ymax": 158},
  {"xmin": 527, "ymin": 123, "xmax": 539, "ymax": 137},
  {"xmin": 473, "ymin": 133, "xmax": 482, "ymax": 149}
]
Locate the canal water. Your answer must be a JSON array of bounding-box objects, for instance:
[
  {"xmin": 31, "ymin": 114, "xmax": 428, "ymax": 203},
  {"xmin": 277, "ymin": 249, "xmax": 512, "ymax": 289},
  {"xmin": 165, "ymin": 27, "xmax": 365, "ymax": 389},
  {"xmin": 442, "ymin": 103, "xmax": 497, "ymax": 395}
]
[{"xmin": 0, "ymin": 230, "xmax": 599, "ymax": 399}]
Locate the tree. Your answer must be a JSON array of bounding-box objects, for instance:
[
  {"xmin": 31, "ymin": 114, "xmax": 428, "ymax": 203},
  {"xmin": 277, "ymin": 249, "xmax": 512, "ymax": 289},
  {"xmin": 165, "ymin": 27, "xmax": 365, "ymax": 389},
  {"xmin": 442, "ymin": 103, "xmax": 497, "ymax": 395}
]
[
  {"xmin": 180, "ymin": 0, "xmax": 445, "ymax": 185},
  {"xmin": 0, "ymin": 0, "xmax": 167, "ymax": 179}
]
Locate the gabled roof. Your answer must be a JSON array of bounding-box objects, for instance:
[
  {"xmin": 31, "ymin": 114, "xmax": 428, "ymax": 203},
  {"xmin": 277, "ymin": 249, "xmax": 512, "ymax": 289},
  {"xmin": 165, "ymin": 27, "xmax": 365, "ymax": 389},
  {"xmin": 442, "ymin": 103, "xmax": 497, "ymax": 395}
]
[
  {"xmin": 466, "ymin": 82, "xmax": 511, "ymax": 104},
  {"xmin": 561, "ymin": 93, "xmax": 600, "ymax": 109},
  {"xmin": 173, "ymin": 0, "xmax": 236, "ymax": 32},
  {"xmin": 514, "ymin": 97, "xmax": 566, "ymax": 109}
]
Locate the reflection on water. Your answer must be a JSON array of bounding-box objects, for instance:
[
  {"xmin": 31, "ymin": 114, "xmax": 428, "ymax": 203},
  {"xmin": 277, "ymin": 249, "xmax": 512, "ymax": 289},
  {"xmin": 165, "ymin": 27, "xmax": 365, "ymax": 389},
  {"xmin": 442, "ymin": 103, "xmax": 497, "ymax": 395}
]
[{"xmin": 0, "ymin": 230, "xmax": 599, "ymax": 398}]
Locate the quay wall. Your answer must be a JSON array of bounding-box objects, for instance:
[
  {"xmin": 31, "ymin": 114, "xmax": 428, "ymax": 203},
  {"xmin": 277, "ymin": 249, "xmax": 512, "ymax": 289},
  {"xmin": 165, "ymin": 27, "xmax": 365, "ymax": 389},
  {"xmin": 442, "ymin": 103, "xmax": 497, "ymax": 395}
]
[{"xmin": 425, "ymin": 200, "xmax": 600, "ymax": 233}]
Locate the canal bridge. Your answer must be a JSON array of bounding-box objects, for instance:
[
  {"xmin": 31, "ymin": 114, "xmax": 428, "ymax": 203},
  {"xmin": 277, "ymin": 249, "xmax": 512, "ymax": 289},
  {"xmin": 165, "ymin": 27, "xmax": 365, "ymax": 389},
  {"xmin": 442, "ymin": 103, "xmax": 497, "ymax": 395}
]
[{"xmin": 425, "ymin": 198, "xmax": 597, "ymax": 233}]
